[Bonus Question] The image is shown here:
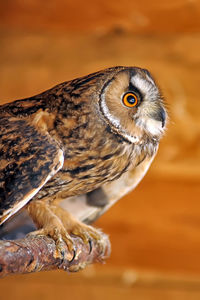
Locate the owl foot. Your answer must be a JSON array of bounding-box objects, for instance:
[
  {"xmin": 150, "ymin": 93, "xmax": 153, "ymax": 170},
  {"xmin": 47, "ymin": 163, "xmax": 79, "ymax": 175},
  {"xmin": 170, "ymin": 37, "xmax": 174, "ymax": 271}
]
[
  {"xmin": 49, "ymin": 203, "xmax": 105, "ymax": 255},
  {"xmin": 27, "ymin": 223, "xmax": 75, "ymax": 260},
  {"xmin": 69, "ymin": 222, "xmax": 104, "ymax": 254},
  {"xmin": 27, "ymin": 200, "xmax": 105, "ymax": 260}
]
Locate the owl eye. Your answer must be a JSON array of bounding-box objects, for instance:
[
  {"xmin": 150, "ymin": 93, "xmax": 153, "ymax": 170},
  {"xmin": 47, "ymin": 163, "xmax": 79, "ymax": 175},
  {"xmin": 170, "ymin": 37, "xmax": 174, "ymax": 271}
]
[{"xmin": 122, "ymin": 92, "xmax": 138, "ymax": 108}]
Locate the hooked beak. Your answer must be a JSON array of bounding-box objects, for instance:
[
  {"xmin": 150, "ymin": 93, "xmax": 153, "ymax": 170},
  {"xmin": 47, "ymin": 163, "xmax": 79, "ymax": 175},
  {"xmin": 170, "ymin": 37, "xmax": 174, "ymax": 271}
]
[{"xmin": 151, "ymin": 106, "xmax": 166, "ymax": 128}]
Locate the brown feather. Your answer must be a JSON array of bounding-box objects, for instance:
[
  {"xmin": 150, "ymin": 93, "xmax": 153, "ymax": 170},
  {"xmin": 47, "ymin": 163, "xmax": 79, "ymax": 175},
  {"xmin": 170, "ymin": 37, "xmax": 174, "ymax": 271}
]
[{"xmin": 0, "ymin": 67, "xmax": 166, "ymax": 258}]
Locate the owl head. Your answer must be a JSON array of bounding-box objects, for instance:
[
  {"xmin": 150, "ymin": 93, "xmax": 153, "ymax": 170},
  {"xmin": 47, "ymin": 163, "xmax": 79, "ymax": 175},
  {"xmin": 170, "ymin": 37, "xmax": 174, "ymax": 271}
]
[{"xmin": 96, "ymin": 66, "xmax": 166, "ymax": 145}]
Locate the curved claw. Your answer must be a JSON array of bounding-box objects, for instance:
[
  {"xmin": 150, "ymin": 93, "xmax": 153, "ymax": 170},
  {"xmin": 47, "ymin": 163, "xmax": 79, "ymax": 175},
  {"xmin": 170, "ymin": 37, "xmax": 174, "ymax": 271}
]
[
  {"xmin": 88, "ymin": 239, "xmax": 93, "ymax": 254},
  {"xmin": 68, "ymin": 248, "xmax": 77, "ymax": 263}
]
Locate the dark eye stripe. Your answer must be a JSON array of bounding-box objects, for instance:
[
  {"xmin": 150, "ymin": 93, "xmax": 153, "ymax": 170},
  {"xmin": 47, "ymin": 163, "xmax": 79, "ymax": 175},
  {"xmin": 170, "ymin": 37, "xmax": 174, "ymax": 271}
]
[{"xmin": 128, "ymin": 82, "xmax": 143, "ymax": 101}]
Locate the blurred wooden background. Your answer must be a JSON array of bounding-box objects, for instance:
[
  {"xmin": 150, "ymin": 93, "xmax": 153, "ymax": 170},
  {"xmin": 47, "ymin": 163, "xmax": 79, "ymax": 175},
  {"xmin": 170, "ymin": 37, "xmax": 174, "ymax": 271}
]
[{"xmin": 0, "ymin": 0, "xmax": 200, "ymax": 299}]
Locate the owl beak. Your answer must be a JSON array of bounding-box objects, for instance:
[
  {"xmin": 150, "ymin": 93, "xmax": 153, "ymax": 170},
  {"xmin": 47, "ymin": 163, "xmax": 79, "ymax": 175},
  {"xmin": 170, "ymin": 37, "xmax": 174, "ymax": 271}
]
[
  {"xmin": 151, "ymin": 106, "xmax": 166, "ymax": 128},
  {"xmin": 159, "ymin": 107, "xmax": 166, "ymax": 128}
]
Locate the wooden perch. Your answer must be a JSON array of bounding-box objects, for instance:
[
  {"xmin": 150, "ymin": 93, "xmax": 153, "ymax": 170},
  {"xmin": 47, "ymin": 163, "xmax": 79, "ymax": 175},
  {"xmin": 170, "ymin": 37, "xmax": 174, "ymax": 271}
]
[{"xmin": 0, "ymin": 233, "xmax": 111, "ymax": 278}]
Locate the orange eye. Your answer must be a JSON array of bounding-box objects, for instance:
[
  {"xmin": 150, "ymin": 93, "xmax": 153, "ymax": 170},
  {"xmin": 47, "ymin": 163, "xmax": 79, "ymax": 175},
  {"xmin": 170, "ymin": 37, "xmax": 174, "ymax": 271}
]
[{"xmin": 122, "ymin": 92, "xmax": 138, "ymax": 108}]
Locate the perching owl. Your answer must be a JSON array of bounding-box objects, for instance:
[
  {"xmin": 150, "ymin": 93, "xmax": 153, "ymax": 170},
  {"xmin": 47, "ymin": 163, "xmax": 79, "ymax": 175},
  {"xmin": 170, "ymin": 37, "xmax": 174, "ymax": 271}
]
[{"xmin": 0, "ymin": 66, "xmax": 166, "ymax": 257}]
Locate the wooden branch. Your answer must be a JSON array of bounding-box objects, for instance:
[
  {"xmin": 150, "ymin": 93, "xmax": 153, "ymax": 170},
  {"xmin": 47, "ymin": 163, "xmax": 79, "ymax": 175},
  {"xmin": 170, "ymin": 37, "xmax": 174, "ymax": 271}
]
[{"xmin": 0, "ymin": 233, "xmax": 111, "ymax": 278}]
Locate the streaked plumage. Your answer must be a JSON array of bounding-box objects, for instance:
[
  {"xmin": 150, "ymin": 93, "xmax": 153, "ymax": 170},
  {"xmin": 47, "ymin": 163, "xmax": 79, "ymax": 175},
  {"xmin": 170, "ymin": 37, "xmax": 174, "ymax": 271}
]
[{"xmin": 0, "ymin": 66, "xmax": 167, "ymax": 256}]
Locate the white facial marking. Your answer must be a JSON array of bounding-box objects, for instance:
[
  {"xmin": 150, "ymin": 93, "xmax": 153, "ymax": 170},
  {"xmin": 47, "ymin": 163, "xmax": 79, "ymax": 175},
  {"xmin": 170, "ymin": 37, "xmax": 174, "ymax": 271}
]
[
  {"xmin": 145, "ymin": 119, "xmax": 163, "ymax": 136},
  {"xmin": 131, "ymin": 74, "xmax": 158, "ymax": 101},
  {"xmin": 101, "ymin": 93, "xmax": 121, "ymax": 128},
  {"xmin": 135, "ymin": 116, "xmax": 164, "ymax": 138},
  {"xmin": 146, "ymin": 73, "xmax": 155, "ymax": 86}
]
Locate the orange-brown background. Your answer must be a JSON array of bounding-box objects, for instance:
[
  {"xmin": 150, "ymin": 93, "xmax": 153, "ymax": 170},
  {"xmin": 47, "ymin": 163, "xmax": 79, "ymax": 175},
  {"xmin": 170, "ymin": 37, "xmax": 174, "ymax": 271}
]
[{"xmin": 0, "ymin": 1, "xmax": 200, "ymax": 299}]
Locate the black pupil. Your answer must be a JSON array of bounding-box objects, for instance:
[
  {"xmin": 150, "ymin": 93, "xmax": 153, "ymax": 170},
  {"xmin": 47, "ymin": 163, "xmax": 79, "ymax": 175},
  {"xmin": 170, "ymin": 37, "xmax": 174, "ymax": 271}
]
[{"xmin": 127, "ymin": 94, "xmax": 136, "ymax": 104}]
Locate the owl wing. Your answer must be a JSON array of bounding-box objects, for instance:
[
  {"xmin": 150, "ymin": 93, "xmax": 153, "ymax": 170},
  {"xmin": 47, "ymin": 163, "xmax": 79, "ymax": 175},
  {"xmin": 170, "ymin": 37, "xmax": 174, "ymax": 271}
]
[
  {"xmin": 61, "ymin": 152, "xmax": 158, "ymax": 224},
  {"xmin": 0, "ymin": 116, "xmax": 64, "ymax": 225}
]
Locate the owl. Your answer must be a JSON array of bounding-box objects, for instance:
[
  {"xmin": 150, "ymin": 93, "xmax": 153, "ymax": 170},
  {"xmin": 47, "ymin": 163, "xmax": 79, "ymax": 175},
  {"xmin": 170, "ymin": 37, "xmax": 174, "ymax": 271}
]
[{"xmin": 0, "ymin": 66, "xmax": 166, "ymax": 257}]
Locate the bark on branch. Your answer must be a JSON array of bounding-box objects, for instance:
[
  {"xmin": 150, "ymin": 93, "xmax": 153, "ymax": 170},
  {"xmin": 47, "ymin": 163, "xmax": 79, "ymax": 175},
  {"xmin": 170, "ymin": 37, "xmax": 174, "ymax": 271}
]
[{"xmin": 0, "ymin": 233, "xmax": 111, "ymax": 278}]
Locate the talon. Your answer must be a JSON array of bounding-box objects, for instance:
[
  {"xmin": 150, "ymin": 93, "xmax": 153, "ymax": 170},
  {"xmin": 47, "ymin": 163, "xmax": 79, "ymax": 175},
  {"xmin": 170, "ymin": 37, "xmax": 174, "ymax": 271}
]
[
  {"xmin": 69, "ymin": 248, "xmax": 77, "ymax": 263},
  {"xmin": 60, "ymin": 250, "xmax": 65, "ymax": 259},
  {"xmin": 70, "ymin": 222, "xmax": 104, "ymax": 255},
  {"xmin": 88, "ymin": 239, "xmax": 93, "ymax": 254}
]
